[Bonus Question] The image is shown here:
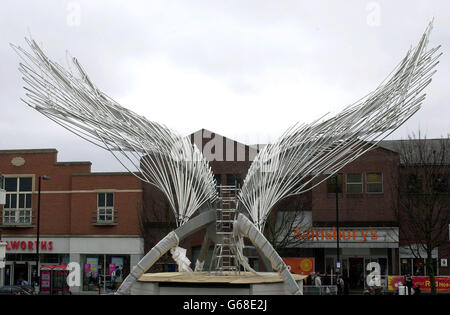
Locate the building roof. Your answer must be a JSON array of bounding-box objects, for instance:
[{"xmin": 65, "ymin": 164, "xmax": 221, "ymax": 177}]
[
  {"xmin": 0, "ymin": 148, "xmax": 92, "ymax": 166},
  {"xmin": 0, "ymin": 148, "xmax": 58, "ymax": 154},
  {"xmin": 378, "ymin": 139, "xmax": 450, "ymax": 165},
  {"xmin": 55, "ymin": 161, "xmax": 92, "ymax": 166},
  {"xmin": 72, "ymin": 172, "xmax": 139, "ymax": 176}
]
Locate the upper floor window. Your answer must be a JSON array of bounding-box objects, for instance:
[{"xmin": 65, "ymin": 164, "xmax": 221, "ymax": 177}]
[
  {"xmin": 432, "ymin": 173, "xmax": 448, "ymax": 193},
  {"xmin": 214, "ymin": 174, "xmax": 222, "ymax": 186},
  {"xmin": 3, "ymin": 177, "xmax": 33, "ymax": 225},
  {"xmin": 346, "ymin": 173, "xmax": 363, "ymax": 194},
  {"xmin": 327, "ymin": 174, "xmax": 342, "ymax": 193},
  {"xmin": 407, "ymin": 174, "xmax": 422, "ymax": 193},
  {"xmin": 213, "ymin": 174, "xmax": 222, "ymax": 192},
  {"xmin": 226, "ymin": 174, "xmax": 242, "ymax": 187},
  {"xmin": 367, "ymin": 173, "xmax": 383, "ymax": 193},
  {"xmin": 97, "ymin": 192, "xmax": 114, "ymax": 223}
]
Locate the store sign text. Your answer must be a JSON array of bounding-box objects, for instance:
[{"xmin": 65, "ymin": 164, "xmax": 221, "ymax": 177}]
[
  {"xmin": 293, "ymin": 227, "xmax": 379, "ymax": 242},
  {"xmin": 4, "ymin": 240, "xmax": 54, "ymax": 251}
]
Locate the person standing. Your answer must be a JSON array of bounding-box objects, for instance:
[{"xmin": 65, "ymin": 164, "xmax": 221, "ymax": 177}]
[
  {"xmin": 116, "ymin": 266, "xmax": 123, "ymax": 282},
  {"xmin": 404, "ymin": 274, "xmax": 413, "ymax": 295},
  {"xmin": 16, "ymin": 273, "xmax": 28, "ymax": 286},
  {"xmin": 314, "ymin": 272, "xmax": 322, "ymax": 286},
  {"xmin": 112, "ymin": 265, "xmax": 123, "ymax": 289},
  {"xmin": 337, "ymin": 276, "xmax": 344, "ymax": 295}
]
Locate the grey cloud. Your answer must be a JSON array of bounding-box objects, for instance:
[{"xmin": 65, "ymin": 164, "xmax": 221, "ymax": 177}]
[{"xmin": 0, "ymin": 0, "xmax": 449, "ymax": 172}]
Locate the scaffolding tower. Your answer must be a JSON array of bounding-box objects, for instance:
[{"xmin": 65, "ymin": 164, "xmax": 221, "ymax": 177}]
[{"xmin": 209, "ymin": 185, "xmax": 240, "ymax": 274}]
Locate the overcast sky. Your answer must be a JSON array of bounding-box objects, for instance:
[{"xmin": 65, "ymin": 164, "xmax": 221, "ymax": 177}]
[{"xmin": 1, "ymin": 1, "xmax": 449, "ymax": 171}]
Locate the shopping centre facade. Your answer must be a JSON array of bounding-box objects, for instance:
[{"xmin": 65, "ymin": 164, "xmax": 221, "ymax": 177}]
[
  {"xmin": 0, "ymin": 149, "xmax": 144, "ymax": 293},
  {"xmin": 0, "ymin": 130, "xmax": 449, "ymax": 292}
]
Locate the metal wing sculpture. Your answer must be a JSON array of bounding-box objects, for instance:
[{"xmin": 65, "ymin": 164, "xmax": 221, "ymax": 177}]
[
  {"xmin": 238, "ymin": 21, "xmax": 441, "ymax": 231},
  {"xmin": 11, "ymin": 39, "xmax": 217, "ymax": 228},
  {"xmin": 12, "ymin": 21, "xmax": 440, "ymax": 295}
]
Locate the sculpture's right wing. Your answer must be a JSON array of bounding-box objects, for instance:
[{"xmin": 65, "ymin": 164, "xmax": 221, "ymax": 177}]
[
  {"xmin": 12, "ymin": 38, "xmax": 217, "ymax": 226},
  {"xmin": 239, "ymin": 21, "xmax": 441, "ymax": 230}
]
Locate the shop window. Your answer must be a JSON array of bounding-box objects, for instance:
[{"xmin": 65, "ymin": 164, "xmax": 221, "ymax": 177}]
[
  {"xmin": 325, "ymin": 257, "xmax": 335, "ymax": 274},
  {"xmin": 346, "ymin": 173, "xmax": 363, "ymax": 194},
  {"xmin": 81, "ymin": 254, "xmax": 130, "ymax": 292},
  {"xmin": 97, "ymin": 192, "xmax": 114, "ymax": 223},
  {"xmin": 400, "ymin": 257, "xmax": 435, "ymax": 277},
  {"xmin": 400, "ymin": 258, "xmax": 412, "ymax": 275},
  {"xmin": 366, "ymin": 173, "xmax": 383, "ymax": 193},
  {"xmin": 213, "ymin": 174, "xmax": 222, "ymax": 186},
  {"xmin": 413, "ymin": 258, "xmax": 425, "ymax": 276},
  {"xmin": 214, "ymin": 174, "xmax": 222, "ymax": 192},
  {"xmin": 2, "ymin": 177, "xmax": 33, "ymax": 225},
  {"xmin": 327, "ymin": 174, "xmax": 343, "ymax": 193},
  {"xmin": 378, "ymin": 258, "xmax": 387, "ymax": 275}
]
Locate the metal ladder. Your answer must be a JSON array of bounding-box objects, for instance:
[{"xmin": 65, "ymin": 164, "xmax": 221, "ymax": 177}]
[{"xmin": 209, "ymin": 185, "xmax": 240, "ymax": 274}]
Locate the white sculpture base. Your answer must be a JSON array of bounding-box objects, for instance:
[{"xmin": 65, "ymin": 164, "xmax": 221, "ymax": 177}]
[{"xmin": 131, "ymin": 272, "xmax": 305, "ymax": 295}]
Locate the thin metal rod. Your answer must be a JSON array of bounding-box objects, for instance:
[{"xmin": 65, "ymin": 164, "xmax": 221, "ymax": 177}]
[
  {"xmin": 335, "ymin": 174, "xmax": 340, "ymax": 276},
  {"xmin": 36, "ymin": 176, "xmax": 41, "ymax": 285},
  {"xmin": 237, "ymin": 21, "xmax": 440, "ymax": 231}
]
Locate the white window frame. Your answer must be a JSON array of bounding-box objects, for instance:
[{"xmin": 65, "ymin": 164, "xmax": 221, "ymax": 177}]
[
  {"xmin": 3, "ymin": 176, "xmax": 33, "ymax": 225},
  {"xmin": 346, "ymin": 173, "xmax": 363, "ymax": 194},
  {"xmin": 366, "ymin": 172, "xmax": 383, "ymax": 194},
  {"xmin": 97, "ymin": 192, "xmax": 114, "ymax": 223}
]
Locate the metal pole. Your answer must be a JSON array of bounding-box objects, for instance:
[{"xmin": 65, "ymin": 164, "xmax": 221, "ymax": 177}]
[
  {"xmin": 335, "ymin": 174, "xmax": 340, "ymax": 280},
  {"xmin": 36, "ymin": 176, "xmax": 42, "ymax": 287},
  {"xmin": 104, "ymin": 254, "xmax": 106, "ymax": 293}
]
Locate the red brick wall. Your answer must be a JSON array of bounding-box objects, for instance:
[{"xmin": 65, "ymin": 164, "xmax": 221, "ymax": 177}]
[
  {"xmin": 0, "ymin": 149, "xmax": 142, "ymax": 237},
  {"xmin": 69, "ymin": 174, "xmax": 142, "ymax": 235},
  {"xmin": 312, "ymin": 147, "xmax": 400, "ymax": 226}
]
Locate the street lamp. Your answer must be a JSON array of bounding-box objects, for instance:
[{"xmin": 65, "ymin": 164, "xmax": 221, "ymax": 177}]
[
  {"xmin": 36, "ymin": 175, "xmax": 51, "ymax": 287},
  {"xmin": 334, "ymin": 174, "xmax": 341, "ymax": 279}
]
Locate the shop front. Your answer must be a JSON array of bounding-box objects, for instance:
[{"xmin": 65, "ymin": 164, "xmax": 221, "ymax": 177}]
[
  {"xmin": 323, "ymin": 248, "xmax": 391, "ymax": 289},
  {"xmin": 399, "ymin": 245, "xmax": 439, "ymax": 276},
  {"xmin": 295, "ymin": 226, "xmax": 399, "ymax": 289},
  {"xmin": 81, "ymin": 254, "xmax": 131, "ymax": 292},
  {"xmin": 0, "ymin": 237, "xmax": 70, "ymax": 287},
  {"xmin": 0, "ymin": 236, "xmax": 144, "ymax": 293},
  {"xmin": 67, "ymin": 236, "xmax": 143, "ymax": 293}
]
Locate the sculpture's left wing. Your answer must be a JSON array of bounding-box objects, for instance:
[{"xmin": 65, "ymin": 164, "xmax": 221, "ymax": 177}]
[{"xmin": 12, "ymin": 38, "xmax": 217, "ymax": 226}]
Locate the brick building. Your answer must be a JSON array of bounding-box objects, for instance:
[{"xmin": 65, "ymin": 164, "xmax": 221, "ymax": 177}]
[
  {"xmin": 1, "ymin": 131, "xmax": 448, "ymax": 292},
  {"xmin": 142, "ymin": 130, "xmax": 449, "ymax": 288},
  {"xmin": 0, "ymin": 149, "xmax": 144, "ymax": 293}
]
